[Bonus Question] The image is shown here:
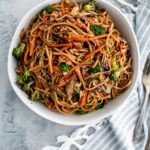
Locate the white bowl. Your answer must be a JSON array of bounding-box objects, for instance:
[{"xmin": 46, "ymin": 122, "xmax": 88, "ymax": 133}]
[{"xmin": 8, "ymin": 0, "xmax": 140, "ymax": 126}]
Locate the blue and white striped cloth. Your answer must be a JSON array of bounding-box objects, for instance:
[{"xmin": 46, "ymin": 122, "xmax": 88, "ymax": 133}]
[{"xmin": 43, "ymin": 0, "xmax": 150, "ymax": 150}]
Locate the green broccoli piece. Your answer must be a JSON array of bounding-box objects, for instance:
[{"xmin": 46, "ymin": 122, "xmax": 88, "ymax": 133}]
[
  {"xmin": 109, "ymin": 71, "xmax": 120, "ymax": 81},
  {"xmin": 17, "ymin": 75, "xmax": 24, "ymax": 84},
  {"xmin": 45, "ymin": 5, "xmax": 53, "ymax": 13},
  {"xmin": 84, "ymin": 0, "xmax": 96, "ymax": 11},
  {"xmin": 73, "ymin": 87, "xmax": 81, "ymax": 95},
  {"xmin": 95, "ymin": 101, "xmax": 105, "ymax": 110},
  {"xmin": 59, "ymin": 62, "xmax": 72, "ymax": 72},
  {"xmin": 90, "ymin": 25, "xmax": 106, "ymax": 35},
  {"xmin": 24, "ymin": 68, "xmax": 31, "ymax": 80},
  {"xmin": 12, "ymin": 43, "xmax": 26, "ymax": 59},
  {"xmin": 112, "ymin": 57, "xmax": 119, "ymax": 71},
  {"xmin": 76, "ymin": 109, "xmax": 86, "ymax": 115},
  {"xmin": 107, "ymin": 45, "xmax": 113, "ymax": 52},
  {"xmin": 23, "ymin": 81, "xmax": 34, "ymax": 91},
  {"xmin": 88, "ymin": 65, "xmax": 102, "ymax": 74},
  {"xmin": 31, "ymin": 90, "xmax": 40, "ymax": 101}
]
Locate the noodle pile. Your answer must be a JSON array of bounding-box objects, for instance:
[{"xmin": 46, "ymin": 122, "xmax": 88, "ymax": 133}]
[{"xmin": 13, "ymin": 0, "xmax": 132, "ymax": 114}]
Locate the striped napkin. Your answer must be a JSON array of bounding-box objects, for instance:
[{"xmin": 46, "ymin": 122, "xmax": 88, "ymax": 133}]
[{"xmin": 43, "ymin": 0, "xmax": 150, "ymax": 150}]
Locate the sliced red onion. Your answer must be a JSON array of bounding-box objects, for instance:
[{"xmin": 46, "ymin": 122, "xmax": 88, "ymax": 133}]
[
  {"xmin": 80, "ymin": 17, "xmax": 88, "ymax": 25},
  {"xmin": 16, "ymin": 82, "xmax": 22, "ymax": 89},
  {"xmin": 102, "ymin": 65, "xmax": 109, "ymax": 71},
  {"xmin": 95, "ymin": 87, "xmax": 102, "ymax": 92}
]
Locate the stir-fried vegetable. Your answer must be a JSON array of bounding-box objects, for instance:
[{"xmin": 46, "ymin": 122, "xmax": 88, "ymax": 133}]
[
  {"xmin": 59, "ymin": 62, "xmax": 72, "ymax": 72},
  {"xmin": 112, "ymin": 57, "xmax": 119, "ymax": 71},
  {"xmin": 45, "ymin": 5, "xmax": 53, "ymax": 13},
  {"xmin": 31, "ymin": 90, "xmax": 40, "ymax": 101},
  {"xmin": 90, "ymin": 25, "xmax": 106, "ymax": 35},
  {"xmin": 17, "ymin": 75, "xmax": 24, "ymax": 84},
  {"xmin": 17, "ymin": 68, "xmax": 34, "ymax": 92},
  {"xmin": 76, "ymin": 109, "xmax": 86, "ymax": 114},
  {"xmin": 24, "ymin": 68, "xmax": 31, "ymax": 80},
  {"xmin": 23, "ymin": 81, "xmax": 34, "ymax": 91},
  {"xmin": 73, "ymin": 87, "xmax": 81, "ymax": 95},
  {"xmin": 88, "ymin": 65, "xmax": 102, "ymax": 74},
  {"xmin": 12, "ymin": 43, "xmax": 26, "ymax": 59},
  {"xmin": 95, "ymin": 101, "xmax": 105, "ymax": 110},
  {"xmin": 13, "ymin": 0, "xmax": 132, "ymax": 115},
  {"xmin": 84, "ymin": 0, "xmax": 95, "ymax": 11},
  {"xmin": 109, "ymin": 71, "xmax": 120, "ymax": 81},
  {"xmin": 107, "ymin": 45, "xmax": 113, "ymax": 52}
]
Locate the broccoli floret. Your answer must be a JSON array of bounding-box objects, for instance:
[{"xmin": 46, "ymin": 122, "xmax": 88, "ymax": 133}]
[
  {"xmin": 84, "ymin": 0, "xmax": 96, "ymax": 11},
  {"xmin": 45, "ymin": 5, "xmax": 53, "ymax": 13},
  {"xmin": 23, "ymin": 81, "xmax": 34, "ymax": 91},
  {"xmin": 95, "ymin": 101, "xmax": 105, "ymax": 110},
  {"xmin": 31, "ymin": 90, "xmax": 40, "ymax": 101},
  {"xmin": 24, "ymin": 68, "xmax": 31, "ymax": 80},
  {"xmin": 107, "ymin": 45, "xmax": 113, "ymax": 52},
  {"xmin": 17, "ymin": 75, "xmax": 24, "ymax": 84},
  {"xmin": 12, "ymin": 43, "xmax": 26, "ymax": 59},
  {"xmin": 88, "ymin": 65, "xmax": 102, "ymax": 74},
  {"xmin": 90, "ymin": 25, "xmax": 106, "ymax": 35},
  {"xmin": 112, "ymin": 57, "xmax": 119, "ymax": 71},
  {"xmin": 59, "ymin": 62, "xmax": 72, "ymax": 72},
  {"xmin": 109, "ymin": 71, "xmax": 120, "ymax": 81},
  {"xmin": 76, "ymin": 109, "xmax": 86, "ymax": 115}
]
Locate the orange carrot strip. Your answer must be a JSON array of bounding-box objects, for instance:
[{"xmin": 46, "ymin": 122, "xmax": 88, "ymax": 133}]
[
  {"xmin": 58, "ymin": 74, "xmax": 77, "ymax": 87},
  {"xmin": 61, "ymin": 46, "xmax": 71, "ymax": 51},
  {"xmin": 29, "ymin": 30, "xmax": 39, "ymax": 56},
  {"xmin": 80, "ymin": 90, "xmax": 89, "ymax": 106},
  {"xmin": 59, "ymin": 61, "xmax": 85, "ymax": 81},
  {"xmin": 75, "ymin": 69, "xmax": 84, "ymax": 84},
  {"xmin": 68, "ymin": 33, "xmax": 87, "ymax": 42},
  {"xmin": 48, "ymin": 102, "xmax": 54, "ymax": 109},
  {"xmin": 73, "ymin": 42, "xmax": 82, "ymax": 49},
  {"xmin": 87, "ymin": 18, "xmax": 93, "ymax": 23},
  {"xmin": 84, "ymin": 44, "xmax": 105, "ymax": 59},
  {"xmin": 29, "ymin": 38, "xmax": 36, "ymax": 56},
  {"xmin": 53, "ymin": 66, "xmax": 60, "ymax": 72},
  {"xmin": 88, "ymin": 34, "xmax": 107, "ymax": 41},
  {"xmin": 30, "ymin": 66, "xmax": 41, "ymax": 72},
  {"xmin": 68, "ymin": 33, "xmax": 107, "ymax": 42},
  {"xmin": 24, "ymin": 42, "xmax": 30, "ymax": 64}
]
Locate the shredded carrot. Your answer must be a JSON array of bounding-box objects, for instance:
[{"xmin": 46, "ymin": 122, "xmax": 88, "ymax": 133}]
[
  {"xmin": 73, "ymin": 42, "xmax": 82, "ymax": 49},
  {"xmin": 48, "ymin": 101, "xmax": 54, "ymax": 109},
  {"xmin": 53, "ymin": 66, "xmax": 60, "ymax": 72},
  {"xmin": 65, "ymin": 73, "xmax": 77, "ymax": 82},
  {"xmin": 68, "ymin": 33, "xmax": 107, "ymax": 42},
  {"xmin": 68, "ymin": 33, "xmax": 87, "ymax": 42},
  {"xmin": 29, "ymin": 38, "xmax": 36, "ymax": 56},
  {"xmin": 75, "ymin": 68, "xmax": 84, "ymax": 84},
  {"xmin": 29, "ymin": 30, "xmax": 39, "ymax": 56},
  {"xmin": 61, "ymin": 46, "xmax": 71, "ymax": 51},
  {"xmin": 84, "ymin": 44, "xmax": 105, "ymax": 59},
  {"xmin": 30, "ymin": 66, "xmax": 41, "ymax": 72},
  {"xmin": 87, "ymin": 18, "xmax": 93, "ymax": 23},
  {"xmin": 88, "ymin": 34, "xmax": 107, "ymax": 41},
  {"xmin": 59, "ymin": 61, "xmax": 85, "ymax": 81},
  {"xmin": 24, "ymin": 42, "xmax": 30, "ymax": 64},
  {"xmin": 80, "ymin": 90, "xmax": 89, "ymax": 106},
  {"xmin": 58, "ymin": 74, "xmax": 77, "ymax": 87}
]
